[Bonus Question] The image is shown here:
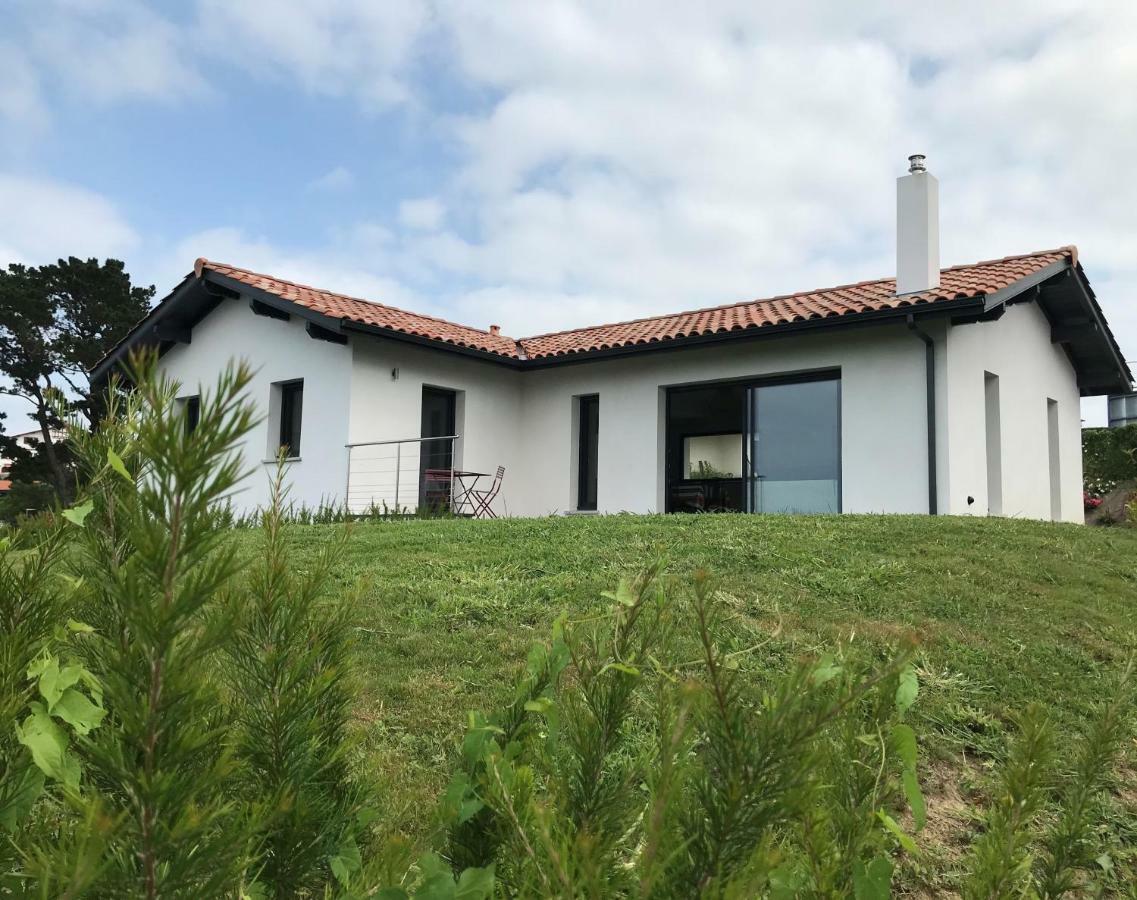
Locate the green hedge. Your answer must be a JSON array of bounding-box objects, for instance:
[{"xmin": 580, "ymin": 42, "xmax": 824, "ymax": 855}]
[{"xmin": 1083, "ymin": 425, "xmax": 1137, "ymax": 495}]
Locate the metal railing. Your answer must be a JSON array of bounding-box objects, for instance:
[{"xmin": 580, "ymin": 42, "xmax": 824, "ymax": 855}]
[{"xmin": 344, "ymin": 435, "xmax": 459, "ymax": 514}]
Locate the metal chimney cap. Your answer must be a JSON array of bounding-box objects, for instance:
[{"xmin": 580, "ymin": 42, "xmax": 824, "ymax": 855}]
[{"xmin": 907, "ymin": 154, "xmax": 927, "ymax": 174}]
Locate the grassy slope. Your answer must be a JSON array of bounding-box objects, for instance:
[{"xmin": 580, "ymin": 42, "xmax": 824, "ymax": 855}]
[{"xmin": 267, "ymin": 514, "xmax": 1137, "ymax": 884}]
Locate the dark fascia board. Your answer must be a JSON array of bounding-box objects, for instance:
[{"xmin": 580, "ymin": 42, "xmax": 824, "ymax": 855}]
[
  {"xmin": 953, "ymin": 257, "xmax": 1131, "ymax": 395},
  {"xmin": 1065, "ymin": 265, "xmax": 1133, "ymax": 392},
  {"xmin": 983, "ymin": 258, "xmax": 1069, "ymax": 310},
  {"xmin": 516, "ymin": 296, "xmax": 987, "ymax": 369},
  {"xmin": 340, "ymin": 319, "xmax": 523, "ymax": 367},
  {"xmin": 345, "ymin": 295, "xmax": 989, "ymax": 370},
  {"xmin": 89, "ymin": 272, "xmax": 198, "ymax": 383},
  {"xmin": 96, "ymin": 262, "xmax": 1125, "ymax": 385}
]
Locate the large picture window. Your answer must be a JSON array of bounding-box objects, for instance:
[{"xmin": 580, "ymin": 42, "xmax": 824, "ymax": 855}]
[
  {"xmin": 666, "ymin": 372, "xmax": 840, "ymax": 514},
  {"xmin": 747, "ymin": 378, "xmax": 840, "ymax": 514}
]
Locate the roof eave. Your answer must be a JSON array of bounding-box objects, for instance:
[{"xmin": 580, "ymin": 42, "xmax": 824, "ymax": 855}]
[
  {"xmin": 519, "ymin": 296, "xmax": 988, "ymax": 367},
  {"xmin": 340, "ymin": 319, "xmax": 523, "ymax": 367},
  {"xmin": 90, "ymin": 272, "xmax": 199, "ymax": 384}
]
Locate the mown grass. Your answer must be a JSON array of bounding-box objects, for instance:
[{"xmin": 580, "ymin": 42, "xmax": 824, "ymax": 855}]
[{"xmin": 257, "ymin": 514, "xmax": 1137, "ymax": 889}]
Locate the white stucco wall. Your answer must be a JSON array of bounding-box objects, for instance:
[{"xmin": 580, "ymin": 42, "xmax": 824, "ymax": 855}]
[
  {"xmin": 513, "ymin": 324, "xmax": 931, "ymax": 516},
  {"xmin": 940, "ymin": 302, "xmax": 1083, "ymax": 522},
  {"xmin": 155, "ymin": 290, "xmax": 1085, "ymax": 523},
  {"xmin": 348, "ymin": 337, "xmax": 523, "ymax": 515},
  {"xmin": 157, "ymin": 296, "xmax": 353, "ymax": 512}
]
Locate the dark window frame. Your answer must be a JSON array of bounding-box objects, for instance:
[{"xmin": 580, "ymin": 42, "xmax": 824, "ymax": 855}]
[
  {"xmin": 278, "ymin": 379, "xmax": 304, "ymax": 458},
  {"xmin": 664, "ymin": 369, "xmax": 841, "ymax": 514},
  {"xmin": 577, "ymin": 394, "xmax": 599, "ymax": 511},
  {"xmin": 183, "ymin": 395, "xmax": 201, "ymax": 435}
]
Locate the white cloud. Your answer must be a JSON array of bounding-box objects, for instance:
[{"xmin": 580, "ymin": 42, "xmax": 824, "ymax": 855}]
[
  {"xmin": 398, "ymin": 197, "xmax": 445, "ymax": 231},
  {"xmin": 0, "ymin": 174, "xmax": 138, "ymax": 266},
  {"xmin": 0, "ymin": 44, "xmax": 49, "ymax": 135},
  {"xmin": 21, "ymin": 0, "xmax": 207, "ymax": 106},
  {"xmin": 194, "ymin": 0, "xmax": 430, "ymax": 107},
  {"xmin": 307, "ymin": 166, "xmax": 355, "ymax": 192},
  {"xmin": 381, "ymin": 0, "xmax": 1137, "ymax": 370},
  {"xmin": 159, "ymin": 226, "xmax": 425, "ymax": 313},
  {"xmin": 7, "ymin": 0, "xmax": 1134, "ymax": 417}
]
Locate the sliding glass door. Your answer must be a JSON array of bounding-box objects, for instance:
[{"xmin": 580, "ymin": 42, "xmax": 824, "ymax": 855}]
[{"xmin": 745, "ymin": 378, "xmax": 840, "ymax": 513}]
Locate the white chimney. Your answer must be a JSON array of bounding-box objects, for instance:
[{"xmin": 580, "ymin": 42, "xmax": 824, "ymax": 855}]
[{"xmin": 896, "ymin": 154, "xmax": 940, "ymax": 295}]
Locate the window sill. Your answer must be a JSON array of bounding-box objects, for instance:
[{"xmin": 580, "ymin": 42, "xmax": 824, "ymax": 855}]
[
  {"xmin": 261, "ymin": 457, "xmax": 302, "ymax": 464},
  {"xmin": 565, "ymin": 509, "xmax": 598, "ymax": 516}
]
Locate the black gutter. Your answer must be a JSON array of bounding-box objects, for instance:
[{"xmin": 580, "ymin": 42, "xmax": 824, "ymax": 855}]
[
  {"xmin": 905, "ymin": 313, "xmax": 938, "ymax": 515},
  {"xmin": 340, "ymin": 319, "xmax": 522, "ymax": 367},
  {"xmin": 92, "ymin": 267, "xmax": 992, "ymax": 378},
  {"xmin": 342, "ymin": 295, "xmax": 990, "ymax": 370}
]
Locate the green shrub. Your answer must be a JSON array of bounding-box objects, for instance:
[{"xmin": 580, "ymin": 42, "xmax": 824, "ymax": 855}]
[
  {"xmin": 0, "ymin": 526, "xmax": 70, "ymax": 884},
  {"xmin": 1083, "ymin": 425, "xmax": 1137, "ymax": 495},
  {"xmin": 226, "ymin": 463, "xmax": 364, "ymax": 897},
  {"xmin": 440, "ymin": 568, "xmax": 927, "ymax": 897},
  {"xmin": 440, "ymin": 570, "xmax": 1135, "ymax": 898},
  {"xmin": 1, "ymin": 356, "xmax": 492, "ymax": 898},
  {"xmin": 3, "ymin": 356, "xmax": 1132, "ymax": 897}
]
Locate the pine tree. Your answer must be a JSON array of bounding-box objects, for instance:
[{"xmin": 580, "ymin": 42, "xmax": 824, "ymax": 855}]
[
  {"xmin": 226, "ymin": 462, "xmax": 363, "ymax": 897},
  {"xmin": 47, "ymin": 357, "xmax": 259, "ymax": 897}
]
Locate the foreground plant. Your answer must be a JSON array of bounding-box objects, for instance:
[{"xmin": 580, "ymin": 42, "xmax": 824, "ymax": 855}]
[
  {"xmin": 961, "ymin": 659, "xmax": 1135, "ymax": 900},
  {"xmin": 6, "ymin": 356, "xmax": 494, "ymax": 899},
  {"xmin": 442, "ymin": 569, "xmax": 927, "ymax": 898},
  {"xmin": 226, "ymin": 462, "xmax": 364, "ymax": 896},
  {"xmin": 0, "ymin": 528, "xmax": 70, "ymax": 883},
  {"xmin": 32, "ymin": 360, "xmax": 260, "ymax": 896}
]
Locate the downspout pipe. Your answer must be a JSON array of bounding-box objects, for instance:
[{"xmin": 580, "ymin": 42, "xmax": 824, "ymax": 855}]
[{"xmin": 906, "ymin": 313, "xmax": 938, "ymax": 515}]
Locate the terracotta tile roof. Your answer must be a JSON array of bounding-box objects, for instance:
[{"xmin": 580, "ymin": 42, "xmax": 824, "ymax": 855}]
[
  {"xmin": 197, "ymin": 259, "xmax": 521, "ymax": 357},
  {"xmin": 517, "ymin": 247, "xmax": 1076, "ymax": 359},
  {"xmin": 198, "ymin": 248, "xmax": 1075, "ymax": 362}
]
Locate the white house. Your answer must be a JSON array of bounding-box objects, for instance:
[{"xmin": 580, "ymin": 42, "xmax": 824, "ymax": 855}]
[
  {"xmin": 0, "ymin": 427, "xmax": 66, "ymax": 487},
  {"xmin": 92, "ymin": 158, "xmax": 1131, "ymax": 522}
]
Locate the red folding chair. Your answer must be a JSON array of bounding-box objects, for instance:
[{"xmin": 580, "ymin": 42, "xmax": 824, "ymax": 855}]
[{"xmin": 469, "ymin": 466, "xmax": 505, "ymax": 519}]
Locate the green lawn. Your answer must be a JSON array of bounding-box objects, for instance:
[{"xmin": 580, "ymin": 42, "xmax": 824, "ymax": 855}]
[{"xmin": 261, "ymin": 514, "xmax": 1137, "ymax": 886}]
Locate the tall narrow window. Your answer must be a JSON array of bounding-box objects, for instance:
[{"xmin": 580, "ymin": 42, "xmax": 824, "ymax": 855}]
[
  {"xmin": 984, "ymin": 372, "xmax": 1002, "ymax": 515},
  {"xmin": 182, "ymin": 395, "xmax": 200, "ymax": 435},
  {"xmin": 1047, "ymin": 398, "xmax": 1061, "ymax": 521},
  {"xmin": 577, "ymin": 394, "xmax": 599, "ymax": 511},
  {"xmin": 278, "ymin": 380, "xmax": 304, "ymax": 458}
]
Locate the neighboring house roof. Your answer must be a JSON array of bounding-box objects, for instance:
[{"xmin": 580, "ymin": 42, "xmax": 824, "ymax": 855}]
[
  {"xmin": 0, "ymin": 481, "xmax": 11, "ymax": 493},
  {"xmin": 90, "ymin": 246, "xmax": 1133, "ymax": 394}
]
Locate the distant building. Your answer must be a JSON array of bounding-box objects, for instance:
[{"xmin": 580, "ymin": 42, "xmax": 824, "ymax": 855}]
[
  {"xmin": 1108, "ymin": 392, "xmax": 1137, "ymax": 428},
  {"xmin": 0, "ymin": 426, "xmax": 66, "ymax": 487}
]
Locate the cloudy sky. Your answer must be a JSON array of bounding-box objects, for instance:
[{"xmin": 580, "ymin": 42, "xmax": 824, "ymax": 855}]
[{"xmin": 2, "ymin": 0, "xmax": 1134, "ymax": 429}]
